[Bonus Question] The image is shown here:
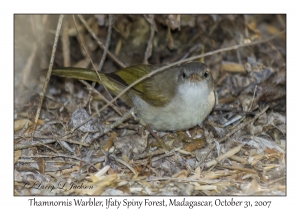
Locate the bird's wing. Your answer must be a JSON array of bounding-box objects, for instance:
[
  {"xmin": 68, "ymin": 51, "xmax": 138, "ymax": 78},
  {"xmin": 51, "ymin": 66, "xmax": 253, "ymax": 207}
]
[{"xmin": 107, "ymin": 64, "xmax": 176, "ymax": 107}]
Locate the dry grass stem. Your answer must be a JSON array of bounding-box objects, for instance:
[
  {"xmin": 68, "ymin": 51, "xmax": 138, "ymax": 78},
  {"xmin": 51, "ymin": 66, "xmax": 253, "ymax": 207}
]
[
  {"xmin": 205, "ymin": 144, "xmax": 243, "ymax": 168},
  {"xmin": 98, "ymin": 14, "xmax": 114, "ymax": 71},
  {"xmin": 111, "ymin": 155, "xmax": 137, "ymax": 175},
  {"xmin": 32, "ymin": 15, "xmax": 64, "ymax": 135},
  {"xmin": 143, "ymin": 15, "xmax": 156, "ymax": 64},
  {"xmin": 61, "ymin": 20, "xmax": 70, "ymax": 67}
]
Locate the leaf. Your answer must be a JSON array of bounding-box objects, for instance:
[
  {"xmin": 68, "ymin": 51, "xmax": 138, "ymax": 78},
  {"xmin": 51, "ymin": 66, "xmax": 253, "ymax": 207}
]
[{"xmin": 14, "ymin": 119, "xmax": 32, "ymax": 131}]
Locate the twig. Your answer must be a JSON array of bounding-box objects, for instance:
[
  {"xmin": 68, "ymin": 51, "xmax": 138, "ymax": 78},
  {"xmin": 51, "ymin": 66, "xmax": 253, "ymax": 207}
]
[
  {"xmin": 134, "ymin": 148, "xmax": 191, "ymax": 160},
  {"xmin": 20, "ymin": 132, "xmax": 74, "ymax": 139},
  {"xmin": 77, "ymin": 14, "xmax": 126, "ymax": 68},
  {"xmin": 110, "ymin": 154, "xmax": 137, "ymax": 175},
  {"xmin": 15, "ymin": 134, "xmax": 89, "ymax": 150},
  {"xmin": 94, "ymin": 165, "xmax": 111, "ymax": 177},
  {"xmin": 58, "ymin": 138, "xmax": 89, "ymax": 147},
  {"xmin": 213, "ymin": 107, "xmax": 256, "ymax": 115},
  {"xmin": 147, "ymin": 177, "xmax": 219, "ymax": 183},
  {"xmin": 98, "ymin": 14, "xmax": 114, "ymax": 71},
  {"xmin": 116, "ymin": 123, "xmax": 140, "ymax": 130},
  {"xmin": 220, "ymin": 106, "xmax": 268, "ymax": 144},
  {"xmin": 205, "ymin": 144, "xmax": 243, "ymax": 168},
  {"xmin": 229, "ymin": 155, "xmax": 248, "ymax": 164},
  {"xmin": 95, "ymin": 15, "xmax": 119, "ymax": 108},
  {"xmin": 24, "ymin": 153, "xmax": 99, "ymax": 172},
  {"xmin": 229, "ymin": 85, "xmax": 258, "ymax": 129},
  {"xmin": 261, "ymin": 176, "xmax": 285, "ymax": 186},
  {"xmin": 102, "ymin": 108, "xmax": 135, "ymax": 134},
  {"xmin": 143, "ymin": 15, "xmax": 156, "ymax": 64},
  {"xmin": 72, "ymin": 15, "xmax": 97, "ymax": 70},
  {"xmin": 249, "ymin": 86, "xmax": 258, "ymax": 112},
  {"xmin": 178, "ymin": 149, "xmax": 192, "ymax": 155},
  {"xmin": 217, "ymin": 165, "xmax": 256, "ymax": 174},
  {"xmin": 147, "ymin": 165, "xmax": 160, "ymax": 177},
  {"xmin": 39, "ymin": 143, "xmax": 60, "ymax": 154},
  {"xmin": 72, "ymin": 15, "xmax": 100, "ymax": 108},
  {"xmin": 222, "ymin": 115, "xmax": 243, "ymax": 128},
  {"xmin": 151, "ymin": 149, "xmax": 179, "ymax": 162},
  {"xmin": 32, "ymin": 15, "xmax": 64, "ymax": 137},
  {"xmin": 194, "ymin": 185, "xmax": 217, "ymax": 191},
  {"xmin": 180, "ymin": 43, "xmax": 202, "ymax": 60},
  {"xmin": 134, "ymin": 149, "xmax": 165, "ymax": 160},
  {"xmin": 15, "ymin": 139, "xmax": 56, "ymax": 150},
  {"xmin": 61, "ymin": 20, "xmax": 71, "ymax": 67},
  {"xmin": 79, "ymin": 80, "xmax": 122, "ymax": 116}
]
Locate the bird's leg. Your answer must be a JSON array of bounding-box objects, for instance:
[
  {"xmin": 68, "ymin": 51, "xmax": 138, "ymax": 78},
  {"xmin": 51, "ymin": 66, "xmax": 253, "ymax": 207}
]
[
  {"xmin": 130, "ymin": 110, "xmax": 170, "ymax": 151},
  {"xmin": 144, "ymin": 125, "xmax": 171, "ymax": 151},
  {"xmin": 103, "ymin": 108, "xmax": 136, "ymax": 134}
]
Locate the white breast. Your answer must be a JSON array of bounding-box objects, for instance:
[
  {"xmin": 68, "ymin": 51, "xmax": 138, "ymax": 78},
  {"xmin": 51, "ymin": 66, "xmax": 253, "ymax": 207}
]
[
  {"xmin": 134, "ymin": 81, "xmax": 215, "ymax": 131},
  {"xmin": 174, "ymin": 81, "xmax": 215, "ymax": 128}
]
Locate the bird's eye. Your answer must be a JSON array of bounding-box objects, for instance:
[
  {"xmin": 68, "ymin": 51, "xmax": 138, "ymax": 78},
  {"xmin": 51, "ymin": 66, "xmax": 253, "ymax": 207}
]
[
  {"xmin": 204, "ymin": 71, "xmax": 209, "ymax": 78},
  {"xmin": 182, "ymin": 72, "xmax": 186, "ymax": 79}
]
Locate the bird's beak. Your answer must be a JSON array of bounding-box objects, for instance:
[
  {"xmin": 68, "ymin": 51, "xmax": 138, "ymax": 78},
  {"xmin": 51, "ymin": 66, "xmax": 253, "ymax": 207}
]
[{"xmin": 189, "ymin": 73, "xmax": 202, "ymax": 82}]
